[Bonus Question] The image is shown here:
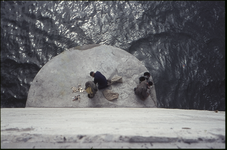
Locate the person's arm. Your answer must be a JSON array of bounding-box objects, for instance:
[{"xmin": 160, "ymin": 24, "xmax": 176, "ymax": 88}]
[{"xmin": 94, "ymin": 78, "xmax": 98, "ymax": 84}]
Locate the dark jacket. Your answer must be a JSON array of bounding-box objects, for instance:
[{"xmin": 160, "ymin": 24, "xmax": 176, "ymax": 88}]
[
  {"xmin": 94, "ymin": 71, "xmax": 108, "ymax": 89},
  {"xmin": 134, "ymin": 80, "xmax": 149, "ymax": 100}
]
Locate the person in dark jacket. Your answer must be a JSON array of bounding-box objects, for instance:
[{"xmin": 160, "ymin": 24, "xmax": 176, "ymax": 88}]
[
  {"xmin": 90, "ymin": 71, "xmax": 108, "ymax": 90},
  {"xmin": 134, "ymin": 80, "xmax": 153, "ymax": 100}
]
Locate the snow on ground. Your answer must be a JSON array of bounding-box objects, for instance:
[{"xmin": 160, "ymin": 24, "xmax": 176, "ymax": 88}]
[{"xmin": 1, "ymin": 108, "xmax": 225, "ymax": 149}]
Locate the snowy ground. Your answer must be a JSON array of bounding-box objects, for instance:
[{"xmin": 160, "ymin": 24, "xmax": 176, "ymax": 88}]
[{"xmin": 1, "ymin": 108, "xmax": 225, "ymax": 149}]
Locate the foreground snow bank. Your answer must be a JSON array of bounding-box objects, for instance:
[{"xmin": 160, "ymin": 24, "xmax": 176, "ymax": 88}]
[{"xmin": 1, "ymin": 108, "xmax": 225, "ymax": 149}]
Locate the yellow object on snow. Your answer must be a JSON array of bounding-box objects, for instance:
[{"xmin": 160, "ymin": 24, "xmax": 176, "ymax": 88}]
[{"xmin": 85, "ymin": 86, "xmax": 93, "ymax": 95}]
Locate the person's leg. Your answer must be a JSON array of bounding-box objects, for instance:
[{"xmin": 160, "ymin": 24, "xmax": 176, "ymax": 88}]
[
  {"xmin": 98, "ymin": 84, "xmax": 108, "ymax": 90},
  {"xmin": 107, "ymin": 80, "xmax": 112, "ymax": 86}
]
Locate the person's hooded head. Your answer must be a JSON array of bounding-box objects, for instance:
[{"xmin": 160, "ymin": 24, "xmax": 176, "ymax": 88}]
[
  {"xmin": 90, "ymin": 71, "xmax": 95, "ymax": 77},
  {"xmin": 148, "ymin": 81, "xmax": 153, "ymax": 86},
  {"xmin": 144, "ymin": 72, "xmax": 150, "ymax": 78},
  {"xmin": 139, "ymin": 76, "xmax": 146, "ymax": 82}
]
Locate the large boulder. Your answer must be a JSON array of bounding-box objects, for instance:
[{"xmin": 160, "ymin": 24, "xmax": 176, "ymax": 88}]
[{"xmin": 26, "ymin": 45, "xmax": 157, "ymax": 108}]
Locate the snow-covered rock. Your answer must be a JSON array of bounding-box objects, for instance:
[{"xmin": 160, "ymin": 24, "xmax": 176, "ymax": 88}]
[{"xmin": 26, "ymin": 45, "xmax": 157, "ymax": 108}]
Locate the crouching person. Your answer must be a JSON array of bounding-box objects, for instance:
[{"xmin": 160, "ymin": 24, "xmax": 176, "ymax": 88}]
[
  {"xmin": 85, "ymin": 81, "xmax": 98, "ymax": 98},
  {"xmin": 134, "ymin": 80, "xmax": 153, "ymax": 100}
]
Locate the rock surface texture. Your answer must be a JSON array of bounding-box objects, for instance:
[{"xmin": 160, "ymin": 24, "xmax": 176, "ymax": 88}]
[{"xmin": 26, "ymin": 45, "xmax": 157, "ymax": 108}]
